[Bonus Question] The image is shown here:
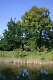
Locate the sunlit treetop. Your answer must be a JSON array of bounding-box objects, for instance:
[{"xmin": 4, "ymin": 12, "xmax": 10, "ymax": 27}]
[{"xmin": 21, "ymin": 6, "xmax": 52, "ymax": 30}]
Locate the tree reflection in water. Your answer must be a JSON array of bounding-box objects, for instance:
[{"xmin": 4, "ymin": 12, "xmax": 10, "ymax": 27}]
[
  {"xmin": 16, "ymin": 69, "xmax": 30, "ymax": 80},
  {"xmin": 0, "ymin": 64, "xmax": 53, "ymax": 80}
]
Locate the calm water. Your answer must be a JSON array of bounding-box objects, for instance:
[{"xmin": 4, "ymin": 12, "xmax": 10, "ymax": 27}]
[{"xmin": 0, "ymin": 63, "xmax": 53, "ymax": 80}]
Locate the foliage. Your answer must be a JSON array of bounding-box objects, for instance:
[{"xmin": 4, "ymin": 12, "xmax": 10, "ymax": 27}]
[
  {"xmin": 0, "ymin": 6, "xmax": 53, "ymax": 51},
  {"xmin": 21, "ymin": 6, "xmax": 52, "ymax": 50},
  {"xmin": 0, "ymin": 50, "xmax": 53, "ymax": 61},
  {"xmin": 0, "ymin": 19, "xmax": 22, "ymax": 51}
]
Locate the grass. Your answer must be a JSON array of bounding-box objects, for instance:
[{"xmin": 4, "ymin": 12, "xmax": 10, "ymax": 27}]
[{"xmin": 0, "ymin": 50, "xmax": 53, "ymax": 62}]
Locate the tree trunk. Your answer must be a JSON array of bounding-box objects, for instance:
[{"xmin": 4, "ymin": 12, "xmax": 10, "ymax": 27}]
[
  {"xmin": 22, "ymin": 43, "xmax": 25, "ymax": 51},
  {"xmin": 39, "ymin": 30, "xmax": 42, "ymax": 50}
]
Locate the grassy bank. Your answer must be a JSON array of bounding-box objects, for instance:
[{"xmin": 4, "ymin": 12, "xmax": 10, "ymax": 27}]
[{"xmin": 0, "ymin": 50, "xmax": 53, "ymax": 62}]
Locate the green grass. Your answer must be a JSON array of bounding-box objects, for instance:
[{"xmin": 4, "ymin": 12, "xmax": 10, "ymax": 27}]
[{"xmin": 0, "ymin": 50, "xmax": 53, "ymax": 61}]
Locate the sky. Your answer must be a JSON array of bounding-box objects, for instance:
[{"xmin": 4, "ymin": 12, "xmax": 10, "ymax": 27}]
[{"xmin": 0, "ymin": 0, "xmax": 53, "ymax": 36}]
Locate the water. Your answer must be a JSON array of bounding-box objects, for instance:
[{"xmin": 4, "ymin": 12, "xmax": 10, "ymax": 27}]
[{"xmin": 0, "ymin": 63, "xmax": 53, "ymax": 80}]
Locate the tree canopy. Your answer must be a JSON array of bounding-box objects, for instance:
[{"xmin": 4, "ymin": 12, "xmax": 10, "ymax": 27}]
[
  {"xmin": 21, "ymin": 6, "xmax": 52, "ymax": 50},
  {"xmin": 0, "ymin": 6, "xmax": 53, "ymax": 51}
]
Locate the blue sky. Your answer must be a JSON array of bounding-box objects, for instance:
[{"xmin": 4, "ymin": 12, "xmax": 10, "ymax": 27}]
[{"xmin": 0, "ymin": 0, "xmax": 53, "ymax": 35}]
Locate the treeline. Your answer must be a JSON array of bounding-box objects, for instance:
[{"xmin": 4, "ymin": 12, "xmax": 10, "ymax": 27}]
[{"xmin": 0, "ymin": 6, "xmax": 53, "ymax": 51}]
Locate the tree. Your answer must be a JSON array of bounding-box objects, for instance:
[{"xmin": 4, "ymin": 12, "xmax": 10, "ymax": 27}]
[
  {"xmin": 21, "ymin": 6, "xmax": 52, "ymax": 50},
  {"xmin": 16, "ymin": 21, "xmax": 34, "ymax": 51},
  {"xmin": 1, "ymin": 18, "xmax": 22, "ymax": 51}
]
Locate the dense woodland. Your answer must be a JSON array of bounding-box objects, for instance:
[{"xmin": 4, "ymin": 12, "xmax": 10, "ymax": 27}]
[{"xmin": 0, "ymin": 6, "xmax": 53, "ymax": 51}]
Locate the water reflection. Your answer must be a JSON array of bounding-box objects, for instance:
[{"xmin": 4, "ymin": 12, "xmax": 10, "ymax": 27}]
[
  {"xmin": 16, "ymin": 69, "xmax": 30, "ymax": 80},
  {"xmin": 40, "ymin": 70, "xmax": 49, "ymax": 75},
  {"xmin": 39, "ymin": 70, "xmax": 49, "ymax": 80},
  {"xmin": 0, "ymin": 63, "xmax": 53, "ymax": 80}
]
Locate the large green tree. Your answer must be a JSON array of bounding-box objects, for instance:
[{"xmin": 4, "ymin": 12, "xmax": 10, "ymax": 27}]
[{"xmin": 21, "ymin": 6, "xmax": 52, "ymax": 50}]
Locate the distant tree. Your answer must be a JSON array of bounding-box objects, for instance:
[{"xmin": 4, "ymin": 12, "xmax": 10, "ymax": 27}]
[{"xmin": 1, "ymin": 18, "xmax": 22, "ymax": 51}]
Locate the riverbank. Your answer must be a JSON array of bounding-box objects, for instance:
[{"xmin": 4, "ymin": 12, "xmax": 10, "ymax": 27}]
[
  {"xmin": 0, "ymin": 50, "xmax": 53, "ymax": 65},
  {"xmin": 0, "ymin": 58, "xmax": 53, "ymax": 65}
]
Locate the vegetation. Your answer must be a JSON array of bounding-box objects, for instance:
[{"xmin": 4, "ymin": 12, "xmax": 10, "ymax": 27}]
[
  {"xmin": 0, "ymin": 50, "xmax": 53, "ymax": 62},
  {"xmin": 0, "ymin": 6, "xmax": 53, "ymax": 51}
]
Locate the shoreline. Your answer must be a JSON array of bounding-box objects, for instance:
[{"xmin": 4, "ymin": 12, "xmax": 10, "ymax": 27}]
[{"xmin": 0, "ymin": 58, "xmax": 53, "ymax": 65}]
